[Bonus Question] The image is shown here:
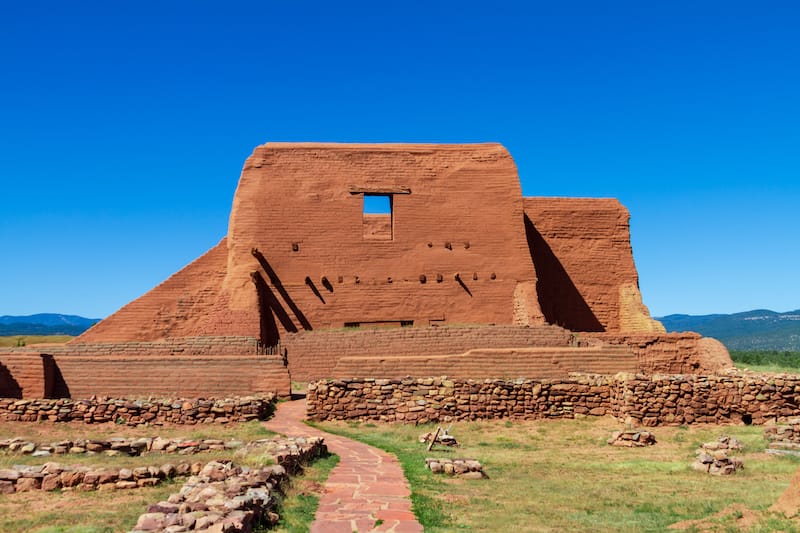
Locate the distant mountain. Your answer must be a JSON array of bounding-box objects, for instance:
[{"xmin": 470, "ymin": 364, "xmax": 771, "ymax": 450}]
[
  {"xmin": 658, "ymin": 309, "xmax": 800, "ymax": 351},
  {"xmin": 0, "ymin": 314, "xmax": 100, "ymax": 336}
]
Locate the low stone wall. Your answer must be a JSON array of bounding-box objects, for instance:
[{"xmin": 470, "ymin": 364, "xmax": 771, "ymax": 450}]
[
  {"xmin": 0, "ymin": 395, "xmax": 274, "ymax": 425},
  {"xmin": 307, "ymin": 373, "xmax": 800, "ymax": 426},
  {"xmin": 0, "ymin": 460, "xmax": 198, "ymax": 494},
  {"xmin": 0, "ymin": 436, "xmax": 246, "ymax": 457},
  {"xmin": 0, "ymin": 436, "xmax": 327, "ymax": 500}
]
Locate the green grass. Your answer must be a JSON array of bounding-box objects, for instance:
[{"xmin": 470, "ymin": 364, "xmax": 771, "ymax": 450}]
[
  {"xmin": 271, "ymin": 453, "xmax": 340, "ymax": 533},
  {"xmin": 317, "ymin": 417, "xmax": 800, "ymax": 532},
  {"xmin": 731, "ymin": 350, "xmax": 800, "ymax": 374},
  {"xmin": 0, "ymin": 335, "xmax": 73, "ymax": 347}
]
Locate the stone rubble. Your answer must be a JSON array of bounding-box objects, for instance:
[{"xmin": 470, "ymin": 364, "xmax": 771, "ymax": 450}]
[
  {"xmin": 132, "ymin": 436, "xmax": 327, "ymax": 533},
  {"xmin": 0, "ymin": 436, "xmax": 326, "ymax": 500},
  {"xmin": 0, "ymin": 396, "xmax": 274, "ymax": 425},
  {"xmin": 691, "ymin": 436, "xmax": 744, "ymax": 475},
  {"xmin": 235, "ymin": 437, "xmax": 323, "ymax": 475},
  {"xmin": 765, "ymin": 418, "xmax": 800, "ymax": 455},
  {"xmin": 424, "ymin": 458, "xmax": 485, "ymax": 479},
  {"xmin": 607, "ymin": 429, "xmax": 657, "ymax": 447}
]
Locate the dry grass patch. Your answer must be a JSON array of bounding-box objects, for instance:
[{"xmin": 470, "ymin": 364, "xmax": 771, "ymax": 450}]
[
  {"xmin": 0, "ymin": 479, "xmax": 178, "ymax": 532},
  {"xmin": 0, "ymin": 335, "xmax": 73, "ymax": 347},
  {"xmin": 319, "ymin": 416, "xmax": 800, "ymax": 532}
]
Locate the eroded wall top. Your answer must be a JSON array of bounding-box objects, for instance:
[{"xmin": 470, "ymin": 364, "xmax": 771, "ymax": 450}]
[{"xmin": 524, "ymin": 197, "xmax": 664, "ymax": 333}]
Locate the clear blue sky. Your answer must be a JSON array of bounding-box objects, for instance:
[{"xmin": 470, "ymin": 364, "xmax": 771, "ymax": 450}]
[{"xmin": 1, "ymin": 1, "xmax": 798, "ymax": 319}]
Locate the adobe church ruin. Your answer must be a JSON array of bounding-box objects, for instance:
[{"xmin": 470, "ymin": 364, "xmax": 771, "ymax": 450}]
[{"xmin": 1, "ymin": 143, "xmax": 731, "ymax": 399}]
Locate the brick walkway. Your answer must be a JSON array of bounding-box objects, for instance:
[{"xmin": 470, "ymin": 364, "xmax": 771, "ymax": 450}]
[{"xmin": 264, "ymin": 400, "xmax": 424, "ymax": 532}]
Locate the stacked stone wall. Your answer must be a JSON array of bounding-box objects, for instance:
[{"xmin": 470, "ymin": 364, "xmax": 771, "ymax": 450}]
[
  {"xmin": 0, "ymin": 395, "xmax": 274, "ymax": 425},
  {"xmin": 307, "ymin": 373, "xmax": 800, "ymax": 426}
]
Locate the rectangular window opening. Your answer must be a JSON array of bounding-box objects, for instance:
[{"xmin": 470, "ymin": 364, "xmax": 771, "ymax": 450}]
[{"xmin": 363, "ymin": 194, "xmax": 393, "ymax": 240}]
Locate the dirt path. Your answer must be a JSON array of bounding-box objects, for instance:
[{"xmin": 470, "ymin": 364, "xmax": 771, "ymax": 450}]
[{"xmin": 264, "ymin": 400, "xmax": 424, "ymax": 532}]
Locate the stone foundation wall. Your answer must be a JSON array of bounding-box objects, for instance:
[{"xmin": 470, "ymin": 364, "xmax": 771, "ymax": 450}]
[
  {"xmin": 0, "ymin": 395, "xmax": 274, "ymax": 425},
  {"xmin": 307, "ymin": 373, "xmax": 800, "ymax": 426}
]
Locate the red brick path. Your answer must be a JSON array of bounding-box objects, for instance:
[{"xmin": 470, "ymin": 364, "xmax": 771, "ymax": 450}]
[{"xmin": 264, "ymin": 400, "xmax": 424, "ymax": 532}]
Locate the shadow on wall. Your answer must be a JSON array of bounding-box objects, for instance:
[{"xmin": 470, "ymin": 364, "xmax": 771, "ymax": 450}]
[
  {"xmin": 524, "ymin": 215, "xmax": 605, "ymax": 332},
  {"xmin": 0, "ymin": 363, "xmax": 22, "ymax": 398},
  {"xmin": 44, "ymin": 355, "xmax": 71, "ymax": 399},
  {"xmin": 251, "ymin": 271, "xmax": 293, "ymax": 345},
  {"xmin": 251, "ymin": 248, "xmax": 313, "ymax": 346}
]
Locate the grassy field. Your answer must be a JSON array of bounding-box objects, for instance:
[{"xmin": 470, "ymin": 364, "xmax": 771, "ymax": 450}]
[
  {"xmin": 731, "ymin": 350, "xmax": 800, "ymax": 374},
  {"xmin": 0, "ymin": 335, "xmax": 73, "ymax": 347},
  {"xmin": 317, "ymin": 416, "xmax": 800, "ymax": 532}
]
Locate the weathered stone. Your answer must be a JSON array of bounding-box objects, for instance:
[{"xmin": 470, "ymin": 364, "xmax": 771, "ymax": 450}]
[
  {"xmin": 41, "ymin": 474, "xmax": 62, "ymax": 491},
  {"xmin": 15, "ymin": 477, "xmax": 41, "ymax": 492},
  {"xmin": 0, "ymin": 469, "xmax": 21, "ymax": 481},
  {"xmin": 135, "ymin": 512, "xmax": 166, "ymax": 531}
]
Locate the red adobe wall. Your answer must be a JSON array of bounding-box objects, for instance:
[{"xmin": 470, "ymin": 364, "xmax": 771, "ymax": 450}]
[
  {"xmin": 586, "ymin": 332, "xmax": 733, "ymax": 374},
  {"xmin": 218, "ymin": 143, "xmax": 545, "ymax": 343},
  {"xmin": 331, "ymin": 345, "xmax": 637, "ymax": 380},
  {"xmin": 1, "ymin": 342, "xmax": 291, "ymax": 399},
  {"xmin": 523, "ymin": 197, "xmax": 665, "ymax": 333},
  {"xmin": 0, "ymin": 352, "xmax": 48, "ymax": 398},
  {"xmin": 283, "ymin": 324, "xmax": 575, "ymax": 381},
  {"xmin": 52, "ymin": 354, "xmax": 290, "ymax": 399}
]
